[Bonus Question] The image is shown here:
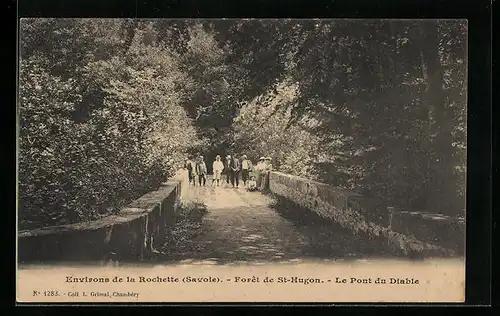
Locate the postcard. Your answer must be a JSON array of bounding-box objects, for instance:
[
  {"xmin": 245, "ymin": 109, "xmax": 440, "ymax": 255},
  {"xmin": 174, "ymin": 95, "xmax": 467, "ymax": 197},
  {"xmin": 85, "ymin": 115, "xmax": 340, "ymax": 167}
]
[{"xmin": 17, "ymin": 18, "xmax": 467, "ymax": 303}]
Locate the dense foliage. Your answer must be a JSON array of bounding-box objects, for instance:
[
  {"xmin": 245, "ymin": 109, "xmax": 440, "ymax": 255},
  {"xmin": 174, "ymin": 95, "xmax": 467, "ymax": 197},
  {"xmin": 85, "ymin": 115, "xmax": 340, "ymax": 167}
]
[
  {"xmin": 226, "ymin": 20, "xmax": 467, "ymax": 215},
  {"xmin": 232, "ymin": 79, "xmax": 322, "ymax": 178},
  {"xmin": 18, "ymin": 18, "xmax": 466, "ymax": 229},
  {"xmin": 19, "ymin": 19, "xmax": 204, "ymax": 228}
]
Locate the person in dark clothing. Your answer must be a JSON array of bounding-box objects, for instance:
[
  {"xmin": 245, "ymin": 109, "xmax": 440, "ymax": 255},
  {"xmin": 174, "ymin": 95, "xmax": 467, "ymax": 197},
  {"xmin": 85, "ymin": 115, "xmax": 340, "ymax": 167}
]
[
  {"xmin": 230, "ymin": 154, "xmax": 241, "ymax": 188},
  {"xmin": 240, "ymin": 154, "xmax": 252, "ymax": 187},
  {"xmin": 247, "ymin": 175, "xmax": 258, "ymax": 192},
  {"xmin": 224, "ymin": 155, "xmax": 232, "ymax": 187},
  {"xmin": 184, "ymin": 157, "xmax": 195, "ymax": 186},
  {"xmin": 196, "ymin": 155, "xmax": 207, "ymax": 186}
]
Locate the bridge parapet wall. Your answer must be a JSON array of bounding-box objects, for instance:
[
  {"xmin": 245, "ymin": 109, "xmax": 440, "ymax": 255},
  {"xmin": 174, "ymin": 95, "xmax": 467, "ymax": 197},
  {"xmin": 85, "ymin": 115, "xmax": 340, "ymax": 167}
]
[
  {"xmin": 268, "ymin": 171, "xmax": 464, "ymax": 256},
  {"xmin": 18, "ymin": 170, "xmax": 190, "ymax": 263}
]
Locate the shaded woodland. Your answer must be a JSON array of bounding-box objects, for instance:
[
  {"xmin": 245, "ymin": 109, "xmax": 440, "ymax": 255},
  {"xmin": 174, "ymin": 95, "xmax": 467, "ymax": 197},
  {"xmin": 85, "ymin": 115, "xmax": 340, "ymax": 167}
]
[{"xmin": 18, "ymin": 19, "xmax": 467, "ymax": 229}]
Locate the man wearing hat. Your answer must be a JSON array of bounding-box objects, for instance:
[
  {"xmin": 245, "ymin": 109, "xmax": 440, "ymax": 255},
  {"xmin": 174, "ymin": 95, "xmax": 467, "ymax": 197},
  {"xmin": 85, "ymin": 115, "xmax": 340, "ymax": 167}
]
[
  {"xmin": 184, "ymin": 157, "xmax": 195, "ymax": 186},
  {"xmin": 240, "ymin": 154, "xmax": 253, "ymax": 187},
  {"xmin": 230, "ymin": 153, "xmax": 241, "ymax": 188},
  {"xmin": 224, "ymin": 155, "xmax": 232, "ymax": 187},
  {"xmin": 195, "ymin": 155, "xmax": 207, "ymax": 186},
  {"xmin": 184, "ymin": 157, "xmax": 193, "ymax": 184}
]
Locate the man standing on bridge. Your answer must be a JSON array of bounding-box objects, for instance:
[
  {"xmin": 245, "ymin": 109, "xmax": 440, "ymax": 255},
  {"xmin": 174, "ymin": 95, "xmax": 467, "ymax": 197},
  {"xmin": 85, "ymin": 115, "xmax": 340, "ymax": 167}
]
[
  {"xmin": 196, "ymin": 155, "xmax": 207, "ymax": 186},
  {"xmin": 230, "ymin": 153, "xmax": 241, "ymax": 188},
  {"xmin": 224, "ymin": 155, "xmax": 232, "ymax": 187},
  {"xmin": 184, "ymin": 157, "xmax": 196, "ymax": 186},
  {"xmin": 240, "ymin": 154, "xmax": 252, "ymax": 187}
]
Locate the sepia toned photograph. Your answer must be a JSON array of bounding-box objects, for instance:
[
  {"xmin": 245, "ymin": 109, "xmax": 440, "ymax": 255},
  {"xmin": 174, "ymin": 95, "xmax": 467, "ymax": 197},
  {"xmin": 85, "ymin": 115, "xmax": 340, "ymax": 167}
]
[{"xmin": 17, "ymin": 18, "xmax": 467, "ymax": 303}]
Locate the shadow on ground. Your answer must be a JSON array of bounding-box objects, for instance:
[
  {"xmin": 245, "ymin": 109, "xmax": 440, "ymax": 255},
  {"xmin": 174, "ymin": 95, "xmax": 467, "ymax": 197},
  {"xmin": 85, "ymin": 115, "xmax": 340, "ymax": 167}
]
[
  {"xmin": 150, "ymin": 196, "xmax": 417, "ymax": 266},
  {"xmin": 267, "ymin": 196, "xmax": 408, "ymax": 259}
]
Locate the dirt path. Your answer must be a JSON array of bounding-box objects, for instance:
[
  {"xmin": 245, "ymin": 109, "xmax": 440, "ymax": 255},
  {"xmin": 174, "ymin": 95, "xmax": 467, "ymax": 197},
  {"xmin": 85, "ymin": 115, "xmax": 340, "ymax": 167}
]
[
  {"xmin": 158, "ymin": 179, "xmax": 322, "ymax": 264},
  {"xmin": 156, "ymin": 177, "xmax": 391, "ymax": 265}
]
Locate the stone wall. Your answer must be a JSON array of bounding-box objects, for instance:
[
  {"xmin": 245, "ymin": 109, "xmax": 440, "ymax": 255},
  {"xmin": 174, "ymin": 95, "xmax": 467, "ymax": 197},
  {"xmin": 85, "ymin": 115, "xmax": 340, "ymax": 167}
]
[
  {"xmin": 268, "ymin": 171, "xmax": 464, "ymax": 256},
  {"xmin": 17, "ymin": 170, "xmax": 189, "ymax": 264}
]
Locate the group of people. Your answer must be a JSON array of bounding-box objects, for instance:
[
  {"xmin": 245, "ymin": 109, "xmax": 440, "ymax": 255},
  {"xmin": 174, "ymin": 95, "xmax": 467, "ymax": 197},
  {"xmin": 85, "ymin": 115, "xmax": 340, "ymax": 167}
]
[{"xmin": 184, "ymin": 154, "xmax": 274, "ymax": 191}]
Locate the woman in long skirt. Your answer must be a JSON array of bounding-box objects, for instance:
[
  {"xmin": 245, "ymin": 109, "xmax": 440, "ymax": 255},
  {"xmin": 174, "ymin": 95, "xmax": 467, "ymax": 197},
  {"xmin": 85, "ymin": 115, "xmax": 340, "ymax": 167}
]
[{"xmin": 255, "ymin": 157, "xmax": 266, "ymax": 189}]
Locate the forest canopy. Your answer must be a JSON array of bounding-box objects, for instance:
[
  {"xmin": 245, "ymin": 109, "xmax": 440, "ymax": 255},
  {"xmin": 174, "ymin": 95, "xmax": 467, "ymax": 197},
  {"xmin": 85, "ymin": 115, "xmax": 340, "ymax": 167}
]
[{"xmin": 18, "ymin": 18, "xmax": 467, "ymax": 229}]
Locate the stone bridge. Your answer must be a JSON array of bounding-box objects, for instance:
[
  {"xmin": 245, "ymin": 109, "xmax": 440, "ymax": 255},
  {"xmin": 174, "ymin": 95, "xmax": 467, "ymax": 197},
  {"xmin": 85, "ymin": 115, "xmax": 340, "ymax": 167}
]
[{"xmin": 17, "ymin": 170, "xmax": 465, "ymax": 264}]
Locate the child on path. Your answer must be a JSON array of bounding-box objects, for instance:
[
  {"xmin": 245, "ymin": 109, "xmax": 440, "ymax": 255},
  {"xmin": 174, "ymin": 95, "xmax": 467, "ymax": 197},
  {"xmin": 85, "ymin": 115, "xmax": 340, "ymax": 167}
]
[{"xmin": 247, "ymin": 175, "xmax": 258, "ymax": 192}]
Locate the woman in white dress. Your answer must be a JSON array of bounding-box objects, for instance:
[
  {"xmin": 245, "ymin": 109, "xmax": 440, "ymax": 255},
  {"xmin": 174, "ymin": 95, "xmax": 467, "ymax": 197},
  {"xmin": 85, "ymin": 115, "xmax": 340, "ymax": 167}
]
[
  {"xmin": 255, "ymin": 157, "xmax": 266, "ymax": 189},
  {"xmin": 212, "ymin": 155, "xmax": 224, "ymax": 186}
]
